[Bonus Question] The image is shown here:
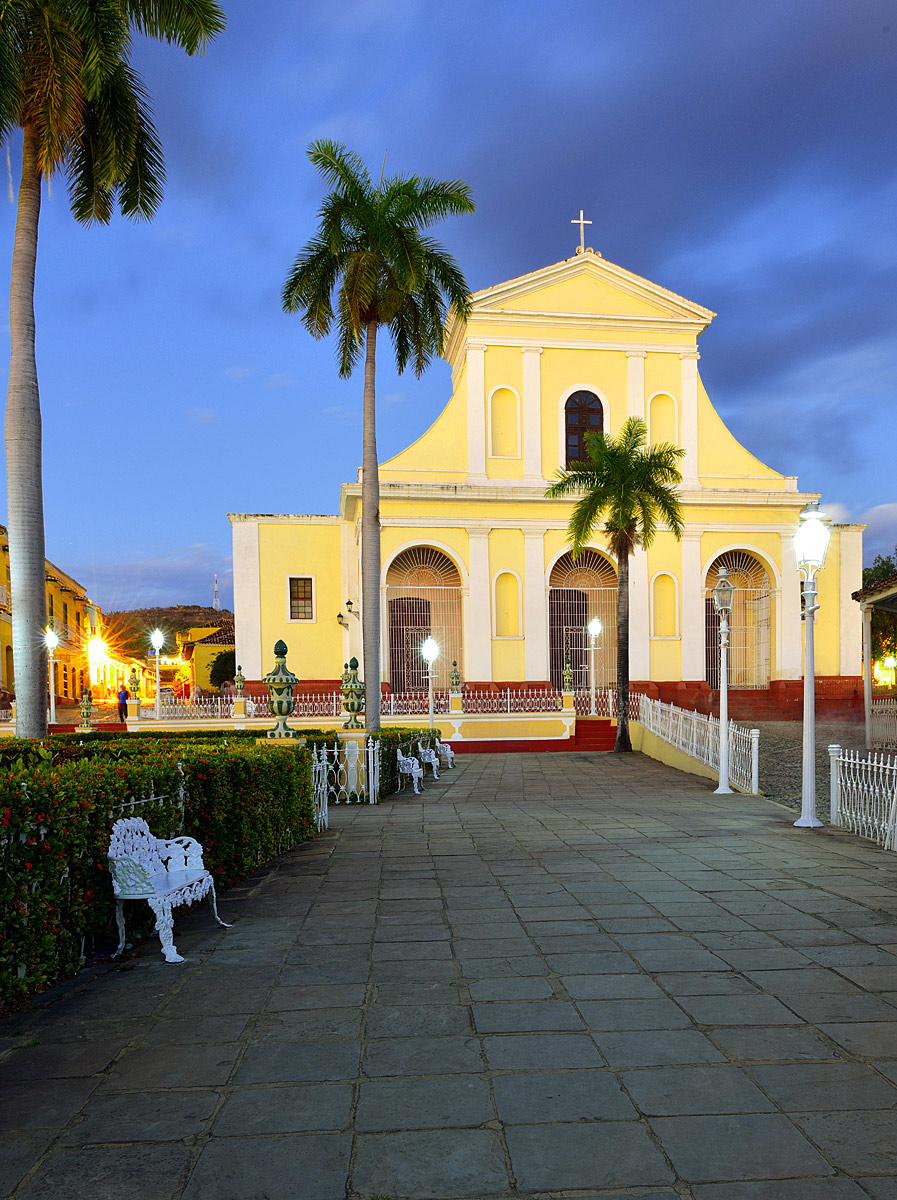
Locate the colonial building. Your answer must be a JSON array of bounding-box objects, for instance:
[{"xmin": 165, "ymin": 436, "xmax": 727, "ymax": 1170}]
[{"xmin": 230, "ymin": 246, "xmax": 863, "ymax": 716}]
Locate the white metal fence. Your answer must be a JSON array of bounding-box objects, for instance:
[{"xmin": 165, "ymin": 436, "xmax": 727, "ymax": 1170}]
[
  {"xmin": 870, "ymin": 699, "xmax": 897, "ymax": 750},
  {"xmin": 461, "ymin": 689, "xmax": 562, "ymax": 714},
  {"xmin": 311, "ymin": 738, "xmax": 380, "ymax": 826},
  {"xmin": 829, "ymin": 745, "xmax": 897, "ymax": 848},
  {"xmin": 638, "ymin": 695, "xmax": 759, "ymax": 794}
]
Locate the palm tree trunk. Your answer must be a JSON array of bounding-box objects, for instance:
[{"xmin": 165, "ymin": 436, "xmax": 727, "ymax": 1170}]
[
  {"xmin": 615, "ymin": 551, "xmax": 632, "ymax": 751},
  {"xmin": 361, "ymin": 318, "xmax": 381, "ymax": 732},
  {"xmin": 5, "ymin": 124, "xmax": 48, "ymax": 740}
]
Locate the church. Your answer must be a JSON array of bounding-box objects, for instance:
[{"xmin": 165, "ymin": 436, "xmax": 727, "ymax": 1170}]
[{"xmin": 230, "ymin": 237, "xmax": 863, "ymax": 719}]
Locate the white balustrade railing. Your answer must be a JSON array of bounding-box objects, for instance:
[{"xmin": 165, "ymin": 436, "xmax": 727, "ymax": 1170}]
[
  {"xmin": 141, "ymin": 697, "xmax": 232, "ymax": 720},
  {"xmin": 829, "ymin": 745, "xmax": 897, "ymax": 848},
  {"xmin": 0, "ymin": 708, "xmax": 13, "ymax": 722},
  {"xmin": 382, "ymin": 691, "xmax": 450, "ymax": 716},
  {"xmin": 870, "ymin": 699, "xmax": 897, "ymax": 750},
  {"xmin": 311, "ymin": 738, "xmax": 380, "ymax": 823},
  {"xmin": 638, "ymin": 695, "xmax": 759, "ymax": 794},
  {"xmin": 462, "ymin": 688, "xmax": 563, "ymax": 714},
  {"xmin": 290, "ymin": 692, "xmax": 342, "ymax": 717}
]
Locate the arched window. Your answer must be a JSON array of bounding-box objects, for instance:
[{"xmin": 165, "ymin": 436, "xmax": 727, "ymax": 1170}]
[
  {"xmin": 564, "ymin": 391, "xmax": 603, "ymax": 465},
  {"xmin": 705, "ymin": 551, "xmax": 771, "ymax": 689},
  {"xmin": 385, "ymin": 547, "xmax": 463, "ymax": 692},
  {"xmin": 548, "ymin": 550, "xmax": 617, "ymax": 689}
]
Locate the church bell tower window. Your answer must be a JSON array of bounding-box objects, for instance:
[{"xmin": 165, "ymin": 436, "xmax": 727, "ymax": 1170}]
[{"xmin": 565, "ymin": 391, "xmax": 603, "ymax": 465}]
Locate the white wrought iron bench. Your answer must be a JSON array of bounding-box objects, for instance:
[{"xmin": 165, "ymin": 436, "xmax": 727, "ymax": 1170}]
[
  {"xmin": 108, "ymin": 817, "xmax": 231, "ymax": 964},
  {"xmin": 416, "ymin": 740, "xmax": 440, "ymax": 779},
  {"xmin": 434, "ymin": 738, "xmax": 455, "ymax": 768},
  {"xmin": 396, "ymin": 749, "xmax": 424, "ymax": 795}
]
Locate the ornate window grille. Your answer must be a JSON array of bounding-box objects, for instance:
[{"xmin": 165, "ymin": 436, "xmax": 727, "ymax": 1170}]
[
  {"xmin": 704, "ymin": 551, "xmax": 772, "ymax": 689},
  {"xmin": 385, "ymin": 547, "xmax": 463, "ymax": 692},
  {"xmin": 548, "ymin": 550, "xmax": 617, "ymax": 691}
]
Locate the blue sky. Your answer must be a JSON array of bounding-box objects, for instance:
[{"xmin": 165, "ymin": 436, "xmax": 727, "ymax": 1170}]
[{"xmin": 2, "ymin": 0, "xmax": 895, "ymax": 612}]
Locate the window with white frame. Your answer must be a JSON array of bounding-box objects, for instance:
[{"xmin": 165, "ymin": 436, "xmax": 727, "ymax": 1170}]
[{"xmin": 288, "ymin": 576, "xmax": 314, "ymax": 621}]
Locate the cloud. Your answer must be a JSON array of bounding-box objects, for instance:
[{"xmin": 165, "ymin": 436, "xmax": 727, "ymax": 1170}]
[
  {"xmin": 187, "ymin": 407, "xmax": 219, "ymax": 425},
  {"xmin": 222, "ymin": 365, "xmax": 253, "ymax": 380},
  {"xmin": 860, "ymin": 503, "xmax": 897, "ymax": 563},
  {"xmin": 265, "ymin": 372, "xmax": 297, "ymax": 389},
  {"xmin": 76, "ymin": 546, "xmax": 234, "ymax": 612},
  {"xmin": 382, "ymin": 391, "xmax": 405, "ymax": 406}
]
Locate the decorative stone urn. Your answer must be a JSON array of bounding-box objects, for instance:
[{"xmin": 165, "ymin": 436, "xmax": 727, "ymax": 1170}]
[
  {"xmin": 128, "ymin": 668, "xmax": 140, "ymax": 700},
  {"xmin": 233, "ymin": 665, "xmax": 245, "ymax": 698},
  {"xmin": 77, "ymin": 689, "xmax": 94, "ymax": 733},
  {"xmin": 450, "ymin": 660, "xmax": 461, "ymax": 693},
  {"xmin": 341, "ymin": 657, "xmax": 365, "ymax": 730},
  {"xmin": 263, "ymin": 640, "xmax": 299, "ymax": 738},
  {"xmin": 562, "ymin": 658, "xmax": 573, "ymax": 692}
]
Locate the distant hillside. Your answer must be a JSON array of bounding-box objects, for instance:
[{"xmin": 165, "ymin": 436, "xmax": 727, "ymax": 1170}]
[{"xmin": 103, "ymin": 606, "xmax": 233, "ymax": 661}]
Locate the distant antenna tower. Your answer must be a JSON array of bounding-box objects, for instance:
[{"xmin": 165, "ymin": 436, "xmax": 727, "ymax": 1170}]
[{"xmin": 212, "ymin": 573, "xmax": 221, "ymax": 612}]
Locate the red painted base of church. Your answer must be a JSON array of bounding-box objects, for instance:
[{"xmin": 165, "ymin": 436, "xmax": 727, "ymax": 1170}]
[{"xmin": 638, "ymin": 678, "xmax": 863, "ymax": 722}]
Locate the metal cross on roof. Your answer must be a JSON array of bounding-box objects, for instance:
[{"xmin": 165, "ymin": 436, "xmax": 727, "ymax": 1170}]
[{"xmin": 571, "ymin": 209, "xmax": 592, "ymax": 254}]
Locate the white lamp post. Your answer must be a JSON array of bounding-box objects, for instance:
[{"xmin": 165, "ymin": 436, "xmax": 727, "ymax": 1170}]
[
  {"xmin": 794, "ymin": 500, "xmax": 831, "ymax": 828},
  {"xmin": 587, "ymin": 617, "xmax": 603, "ymax": 715},
  {"xmin": 44, "ymin": 628, "xmax": 58, "ymax": 726},
  {"xmin": 421, "ymin": 636, "xmax": 439, "ymax": 730},
  {"xmin": 711, "ymin": 567, "xmax": 734, "ymax": 794},
  {"xmin": 151, "ymin": 629, "xmax": 164, "ymax": 720}
]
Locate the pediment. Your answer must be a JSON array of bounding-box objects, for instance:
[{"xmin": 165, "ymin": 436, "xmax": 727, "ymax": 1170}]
[{"xmin": 470, "ymin": 252, "xmax": 715, "ymax": 325}]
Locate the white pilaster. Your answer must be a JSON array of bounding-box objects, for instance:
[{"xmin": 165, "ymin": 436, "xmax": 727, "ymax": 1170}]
[
  {"xmin": 231, "ymin": 518, "xmax": 262, "ymax": 680},
  {"xmin": 626, "ymin": 351, "xmax": 646, "ymax": 423},
  {"xmin": 680, "ymin": 531, "xmax": 704, "ymax": 680},
  {"xmin": 524, "ymin": 530, "xmax": 549, "ymax": 680},
  {"xmin": 839, "ymin": 529, "xmax": 862, "ymax": 676},
  {"xmin": 680, "ymin": 352, "xmax": 700, "ymax": 488},
  {"xmin": 780, "ymin": 534, "xmax": 802, "ymax": 679},
  {"xmin": 467, "ymin": 529, "xmax": 491, "ymax": 679},
  {"xmin": 466, "ymin": 343, "xmax": 487, "ymax": 483},
  {"xmin": 629, "ymin": 545, "xmax": 650, "ymax": 680},
  {"xmin": 521, "ymin": 347, "xmax": 543, "ymax": 481}
]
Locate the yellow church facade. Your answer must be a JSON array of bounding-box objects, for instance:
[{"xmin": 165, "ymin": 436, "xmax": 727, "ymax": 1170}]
[{"xmin": 230, "ymin": 250, "xmax": 863, "ymax": 717}]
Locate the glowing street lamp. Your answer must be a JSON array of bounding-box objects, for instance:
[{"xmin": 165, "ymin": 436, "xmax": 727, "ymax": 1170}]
[
  {"xmin": 587, "ymin": 617, "xmax": 603, "ymax": 716},
  {"xmin": 44, "ymin": 628, "xmax": 58, "ymax": 726},
  {"xmin": 794, "ymin": 501, "xmax": 831, "ymax": 829},
  {"xmin": 151, "ymin": 629, "xmax": 164, "ymax": 719},
  {"xmin": 421, "ymin": 636, "xmax": 439, "ymax": 730},
  {"xmin": 711, "ymin": 567, "xmax": 735, "ymax": 794}
]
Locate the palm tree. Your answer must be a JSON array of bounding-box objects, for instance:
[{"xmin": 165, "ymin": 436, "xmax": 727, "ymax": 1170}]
[
  {"xmin": 282, "ymin": 140, "xmax": 475, "ymax": 732},
  {"xmin": 0, "ymin": 0, "xmax": 225, "ymax": 738},
  {"xmin": 546, "ymin": 416, "xmax": 684, "ymax": 751}
]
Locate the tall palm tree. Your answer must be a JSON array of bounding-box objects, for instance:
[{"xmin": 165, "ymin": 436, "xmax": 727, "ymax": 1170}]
[
  {"xmin": 547, "ymin": 416, "xmax": 684, "ymax": 751},
  {"xmin": 0, "ymin": 0, "xmax": 225, "ymax": 738},
  {"xmin": 282, "ymin": 140, "xmax": 475, "ymax": 732}
]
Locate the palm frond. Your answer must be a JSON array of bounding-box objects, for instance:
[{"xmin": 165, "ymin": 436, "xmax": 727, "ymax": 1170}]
[{"xmin": 122, "ymin": 0, "xmax": 226, "ymax": 52}]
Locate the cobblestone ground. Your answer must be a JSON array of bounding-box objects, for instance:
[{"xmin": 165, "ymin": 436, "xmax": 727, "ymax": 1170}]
[
  {"xmin": 4, "ymin": 751, "xmax": 897, "ymax": 1199},
  {"xmin": 752, "ymin": 719, "xmax": 868, "ymax": 821}
]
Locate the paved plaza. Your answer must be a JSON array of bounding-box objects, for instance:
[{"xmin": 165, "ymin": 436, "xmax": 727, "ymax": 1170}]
[{"xmin": 4, "ymin": 751, "xmax": 897, "ymax": 1199}]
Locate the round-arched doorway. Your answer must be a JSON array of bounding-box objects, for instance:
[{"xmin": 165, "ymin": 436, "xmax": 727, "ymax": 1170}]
[
  {"xmin": 704, "ymin": 551, "xmax": 772, "ymax": 689},
  {"xmin": 385, "ymin": 547, "xmax": 463, "ymax": 692},
  {"xmin": 548, "ymin": 550, "xmax": 617, "ymax": 690}
]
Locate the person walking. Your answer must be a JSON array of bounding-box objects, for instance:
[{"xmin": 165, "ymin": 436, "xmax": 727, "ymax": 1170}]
[{"xmin": 117, "ymin": 684, "xmax": 129, "ymax": 724}]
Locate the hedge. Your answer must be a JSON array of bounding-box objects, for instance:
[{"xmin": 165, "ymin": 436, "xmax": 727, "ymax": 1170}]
[{"xmin": 0, "ymin": 737, "xmax": 314, "ymax": 1011}]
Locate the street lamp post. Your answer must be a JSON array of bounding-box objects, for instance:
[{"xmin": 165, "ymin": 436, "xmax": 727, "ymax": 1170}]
[
  {"xmin": 587, "ymin": 617, "xmax": 603, "ymax": 716},
  {"xmin": 421, "ymin": 636, "xmax": 439, "ymax": 730},
  {"xmin": 794, "ymin": 501, "xmax": 831, "ymax": 828},
  {"xmin": 711, "ymin": 567, "xmax": 735, "ymax": 794},
  {"xmin": 151, "ymin": 630, "xmax": 164, "ymax": 720},
  {"xmin": 44, "ymin": 629, "xmax": 58, "ymax": 726}
]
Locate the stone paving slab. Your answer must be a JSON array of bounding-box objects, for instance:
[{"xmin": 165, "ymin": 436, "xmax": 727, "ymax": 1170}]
[{"xmin": 5, "ymin": 750, "xmax": 897, "ymax": 1197}]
